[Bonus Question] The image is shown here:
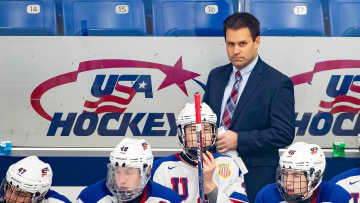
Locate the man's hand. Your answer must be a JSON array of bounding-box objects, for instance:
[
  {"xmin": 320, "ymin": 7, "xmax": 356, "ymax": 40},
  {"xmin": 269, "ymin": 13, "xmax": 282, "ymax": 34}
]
[
  {"xmin": 216, "ymin": 130, "xmax": 238, "ymax": 153},
  {"xmin": 202, "ymin": 151, "xmax": 216, "ymax": 194}
]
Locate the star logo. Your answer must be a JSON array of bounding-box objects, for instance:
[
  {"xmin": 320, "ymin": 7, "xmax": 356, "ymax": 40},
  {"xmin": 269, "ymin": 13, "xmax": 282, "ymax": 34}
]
[
  {"xmin": 138, "ymin": 81, "xmax": 147, "ymax": 89},
  {"xmin": 157, "ymin": 57, "xmax": 200, "ymax": 96}
]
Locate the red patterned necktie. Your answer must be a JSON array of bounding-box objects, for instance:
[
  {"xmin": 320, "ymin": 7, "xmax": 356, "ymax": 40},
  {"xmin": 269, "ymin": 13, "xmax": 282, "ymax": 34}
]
[{"xmin": 222, "ymin": 71, "xmax": 242, "ymax": 129}]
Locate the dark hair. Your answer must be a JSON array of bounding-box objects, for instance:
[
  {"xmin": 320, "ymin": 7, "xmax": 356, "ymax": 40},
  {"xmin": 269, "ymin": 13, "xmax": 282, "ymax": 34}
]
[{"xmin": 223, "ymin": 12, "xmax": 260, "ymax": 41}]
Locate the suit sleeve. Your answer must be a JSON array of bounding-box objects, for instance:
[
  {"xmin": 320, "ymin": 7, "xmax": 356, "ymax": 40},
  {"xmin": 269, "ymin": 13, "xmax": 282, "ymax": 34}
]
[{"xmin": 236, "ymin": 77, "xmax": 295, "ymax": 153}]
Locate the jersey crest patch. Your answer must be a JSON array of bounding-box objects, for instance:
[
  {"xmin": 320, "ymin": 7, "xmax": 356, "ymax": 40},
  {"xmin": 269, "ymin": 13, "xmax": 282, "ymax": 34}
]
[{"xmin": 218, "ymin": 163, "xmax": 231, "ymax": 178}]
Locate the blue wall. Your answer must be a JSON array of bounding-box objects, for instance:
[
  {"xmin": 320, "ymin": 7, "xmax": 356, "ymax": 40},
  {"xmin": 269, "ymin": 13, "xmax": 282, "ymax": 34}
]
[{"xmin": 0, "ymin": 156, "xmax": 358, "ymax": 186}]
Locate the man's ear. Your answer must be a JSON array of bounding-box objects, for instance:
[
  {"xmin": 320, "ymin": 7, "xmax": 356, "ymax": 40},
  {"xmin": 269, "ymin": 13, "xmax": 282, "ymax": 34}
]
[{"xmin": 254, "ymin": 36, "xmax": 260, "ymax": 48}]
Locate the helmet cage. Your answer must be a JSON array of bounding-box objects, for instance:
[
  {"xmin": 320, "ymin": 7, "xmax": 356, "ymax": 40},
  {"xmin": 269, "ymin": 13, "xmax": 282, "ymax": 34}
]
[
  {"xmin": 178, "ymin": 122, "xmax": 217, "ymax": 161},
  {"xmin": 176, "ymin": 103, "xmax": 218, "ymax": 161},
  {"xmin": 0, "ymin": 178, "xmax": 46, "ymax": 203},
  {"xmin": 106, "ymin": 163, "xmax": 149, "ymax": 202},
  {"xmin": 276, "ymin": 165, "xmax": 323, "ymax": 201}
]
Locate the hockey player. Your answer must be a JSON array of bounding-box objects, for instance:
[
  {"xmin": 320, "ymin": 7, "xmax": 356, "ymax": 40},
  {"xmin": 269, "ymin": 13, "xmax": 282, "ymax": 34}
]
[
  {"xmin": 151, "ymin": 103, "xmax": 249, "ymax": 203},
  {"xmin": 0, "ymin": 156, "xmax": 71, "ymax": 203},
  {"xmin": 77, "ymin": 138, "xmax": 182, "ymax": 203},
  {"xmin": 330, "ymin": 134, "xmax": 360, "ymax": 202},
  {"xmin": 255, "ymin": 142, "xmax": 351, "ymax": 203}
]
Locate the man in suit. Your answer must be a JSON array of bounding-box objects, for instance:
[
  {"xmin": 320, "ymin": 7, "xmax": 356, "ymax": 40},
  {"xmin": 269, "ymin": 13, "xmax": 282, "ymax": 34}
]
[{"xmin": 203, "ymin": 12, "xmax": 295, "ymax": 202}]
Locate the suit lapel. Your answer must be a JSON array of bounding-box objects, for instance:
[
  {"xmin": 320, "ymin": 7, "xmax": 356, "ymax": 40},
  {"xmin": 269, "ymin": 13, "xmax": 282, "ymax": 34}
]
[
  {"xmin": 229, "ymin": 58, "xmax": 264, "ymax": 128},
  {"xmin": 214, "ymin": 64, "xmax": 233, "ymax": 126}
]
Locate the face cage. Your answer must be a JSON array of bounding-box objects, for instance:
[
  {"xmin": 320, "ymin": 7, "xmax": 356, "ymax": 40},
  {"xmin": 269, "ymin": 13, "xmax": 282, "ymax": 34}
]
[
  {"xmin": 0, "ymin": 179, "xmax": 45, "ymax": 203},
  {"xmin": 106, "ymin": 163, "xmax": 149, "ymax": 202},
  {"xmin": 276, "ymin": 167, "xmax": 319, "ymax": 202},
  {"xmin": 178, "ymin": 122, "xmax": 217, "ymax": 161}
]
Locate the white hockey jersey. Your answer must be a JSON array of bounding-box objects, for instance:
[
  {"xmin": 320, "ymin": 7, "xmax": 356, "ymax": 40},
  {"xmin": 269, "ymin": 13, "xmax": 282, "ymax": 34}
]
[
  {"xmin": 77, "ymin": 179, "xmax": 182, "ymax": 203},
  {"xmin": 151, "ymin": 153, "xmax": 248, "ymax": 203},
  {"xmin": 42, "ymin": 190, "xmax": 72, "ymax": 203},
  {"xmin": 330, "ymin": 167, "xmax": 360, "ymax": 202}
]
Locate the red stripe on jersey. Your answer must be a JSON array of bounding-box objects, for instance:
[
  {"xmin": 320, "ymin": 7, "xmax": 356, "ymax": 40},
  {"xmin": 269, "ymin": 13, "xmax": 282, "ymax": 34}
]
[
  {"xmin": 174, "ymin": 153, "xmax": 181, "ymax": 160},
  {"xmin": 230, "ymin": 199, "xmax": 247, "ymax": 203},
  {"xmin": 139, "ymin": 184, "xmax": 148, "ymax": 203},
  {"xmin": 311, "ymin": 188, "xmax": 319, "ymax": 203}
]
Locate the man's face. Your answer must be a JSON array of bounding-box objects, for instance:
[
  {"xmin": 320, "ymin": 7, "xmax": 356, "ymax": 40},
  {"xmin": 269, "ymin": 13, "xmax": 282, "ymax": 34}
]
[
  {"xmin": 5, "ymin": 184, "xmax": 32, "ymax": 203},
  {"xmin": 225, "ymin": 27, "xmax": 260, "ymax": 70},
  {"xmin": 115, "ymin": 167, "xmax": 141, "ymax": 191},
  {"xmin": 184, "ymin": 123, "xmax": 214, "ymax": 148},
  {"xmin": 282, "ymin": 169, "xmax": 308, "ymax": 196}
]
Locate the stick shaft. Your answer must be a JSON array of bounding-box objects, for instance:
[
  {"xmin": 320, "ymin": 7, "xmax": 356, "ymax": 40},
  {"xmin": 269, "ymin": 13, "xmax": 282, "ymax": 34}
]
[{"xmin": 194, "ymin": 93, "xmax": 205, "ymax": 203}]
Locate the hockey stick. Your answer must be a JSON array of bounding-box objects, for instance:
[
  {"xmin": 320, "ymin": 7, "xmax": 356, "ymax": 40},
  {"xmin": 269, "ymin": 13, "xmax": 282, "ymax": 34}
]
[{"xmin": 194, "ymin": 93, "xmax": 205, "ymax": 203}]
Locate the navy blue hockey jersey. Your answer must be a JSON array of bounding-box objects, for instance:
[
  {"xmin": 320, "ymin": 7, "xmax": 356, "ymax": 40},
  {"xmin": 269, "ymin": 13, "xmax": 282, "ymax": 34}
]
[
  {"xmin": 255, "ymin": 181, "xmax": 351, "ymax": 203},
  {"xmin": 77, "ymin": 179, "xmax": 182, "ymax": 203}
]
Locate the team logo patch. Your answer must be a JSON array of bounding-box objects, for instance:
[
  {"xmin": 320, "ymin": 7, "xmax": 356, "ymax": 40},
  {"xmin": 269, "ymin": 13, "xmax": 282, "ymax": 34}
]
[
  {"xmin": 142, "ymin": 142, "xmax": 148, "ymax": 150},
  {"xmin": 218, "ymin": 163, "xmax": 231, "ymax": 178},
  {"xmin": 41, "ymin": 167, "xmax": 49, "ymax": 177},
  {"xmin": 311, "ymin": 147, "xmax": 318, "ymax": 154}
]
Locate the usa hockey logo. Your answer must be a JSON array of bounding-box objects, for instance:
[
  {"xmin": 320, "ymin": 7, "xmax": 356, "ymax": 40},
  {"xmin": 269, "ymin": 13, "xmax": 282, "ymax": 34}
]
[
  {"xmin": 318, "ymin": 74, "xmax": 360, "ymax": 114},
  {"xmin": 310, "ymin": 147, "xmax": 318, "ymax": 155},
  {"xmin": 41, "ymin": 167, "xmax": 49, "ymax": 177},
  {"xmin": 142, "ymin": 142, "xmax": 148, "ymax": 150},
  {"xmin": 30, "ymin": 57, "xmax": 203, "ymax": 137},
  {"xmin": 218, "ymin": 163, "xmax": 231, "ymax": 179},
  {"xmin": 291, "ymin": 60, "xmax": 360, "ymax": 137}
]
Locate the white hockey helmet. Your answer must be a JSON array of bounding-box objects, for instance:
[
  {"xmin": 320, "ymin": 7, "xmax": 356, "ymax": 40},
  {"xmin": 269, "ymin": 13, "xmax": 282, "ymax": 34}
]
[
  {"xmin": 176, "ymin": 102, "xmax": 217, "ymax": 160},
  {"xmin": 277, "ymin": 142, "xmax": 326, "ymax": 201},
  {"xmin": 106, "ymin": 138, "xmax": 154, "ymax": 202},
  {"xmin": 1, "ymin": 156, "xmax": 52, "ymax": 203}
]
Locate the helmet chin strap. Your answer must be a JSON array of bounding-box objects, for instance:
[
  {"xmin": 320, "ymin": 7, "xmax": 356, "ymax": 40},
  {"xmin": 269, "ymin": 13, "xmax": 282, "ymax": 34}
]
[
  {"xmin": 283, "ymin": 189, "xmax": 317, "ymax": 203},
  {"xmin": 181, "ymin": 145, "xmax": 216, "ymax": 166},
  {"xmin": 302, "ymin": 188, "xmax": 318, "ymax": 202},
  {"xmin": 122, "ymin": 188, "xmax": 146, "ymax": 203},
  {"xmin": 180, "ymin": 152, "xmax": 197, "ymax": 166}
]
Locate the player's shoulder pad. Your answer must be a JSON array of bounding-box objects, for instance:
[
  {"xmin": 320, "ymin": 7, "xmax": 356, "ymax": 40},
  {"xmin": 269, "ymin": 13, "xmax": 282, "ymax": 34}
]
[
  {"xmin": 45, "ymin": 189, "xmax": 72, "ymax": 203},
  {"xmin": 233, "ymin": 156, "xmax": 248, "ymax": 175},
  {"xmin": 152, "ymin": 154, "xmax": 181, "ymax": 174},
  {"xmin": 214, "ymin": 153, "xmax": 248, "ymax": 175},
  {"xmin": 330, "ymin": 168, "xmax": 360, "ymax": 183}
]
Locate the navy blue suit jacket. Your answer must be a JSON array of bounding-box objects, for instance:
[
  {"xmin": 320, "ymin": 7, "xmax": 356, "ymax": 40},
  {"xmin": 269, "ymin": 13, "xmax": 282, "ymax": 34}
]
[{"xmin": 203, "ymin": 57, "xmax": 295, "ymax": 168}]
